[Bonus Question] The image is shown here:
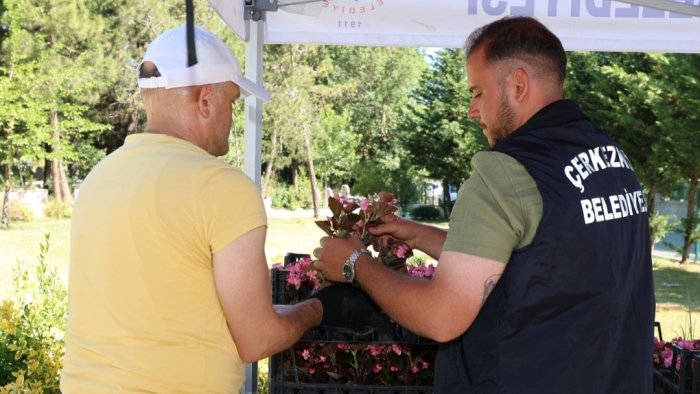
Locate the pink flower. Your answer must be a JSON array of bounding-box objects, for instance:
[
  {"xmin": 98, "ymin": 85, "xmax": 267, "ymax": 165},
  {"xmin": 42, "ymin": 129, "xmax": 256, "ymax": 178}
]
[
  {"xmin": 394, "ymin": 244, "xmax": 410, "ymax": 259},
  {"xmin": 677, "ymin": 340, "xmax": 694, "ymax": 349},
  {"xmin": 411, "ymin": 366, "xmax": 419, "ymax": 373},
  {"xmin": 337, "ymin": 343, "xmax": 346, "ymax": 350},
  {"xmin": 392, "ymin": 344, "xmax": 402, "ymax": 355},
  {"xmin": 367, "ymin": 344, "xmax": 386, "ymax": 356},
  {"xmin": 309, "ymin": 368, "xmax": 316, "ymax": 374},
  {"xmin": 272, "ymin": 263, "xmax": 283, "ymax": 269},
  {"xmin": 360, "ymin": 199, "xmax": 370, "ymax": 213},
  {"xmin": 302, "ymin": 349, "xmax": 311, "ymax": 360},
  {"xmin": 374, "ymin": 363, "xmax": 382, "ymax": 373},
  {"xmin": 319, "ymin": 355, "xmax": 327, "ymax": 362},
  {"xmin": 422, "ymin": 361, "xmax": 430, "ymax": 369},
  {"xmin": 390, "ymin": 365, "xmax": 399, "ymax": 372}
]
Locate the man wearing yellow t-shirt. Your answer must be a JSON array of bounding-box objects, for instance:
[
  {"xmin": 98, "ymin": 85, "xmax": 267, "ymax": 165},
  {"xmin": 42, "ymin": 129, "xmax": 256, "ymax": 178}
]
[{"xmin": 61, "ymin": 25, "xmax": 377, "ymax": 394}]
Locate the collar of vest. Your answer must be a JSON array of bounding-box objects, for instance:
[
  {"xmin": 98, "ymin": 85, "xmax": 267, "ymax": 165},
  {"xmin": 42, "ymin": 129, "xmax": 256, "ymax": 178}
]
[{"xmin": 508, "ymin": 99, "xmax": 589, "ymax": 136}]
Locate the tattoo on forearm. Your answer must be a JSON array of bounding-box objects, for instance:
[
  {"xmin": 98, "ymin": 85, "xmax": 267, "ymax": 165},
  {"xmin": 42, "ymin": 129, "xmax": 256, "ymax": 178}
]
[{"xmin": 482, "ymin": 274, "xmax": 501, "ymax": 305}]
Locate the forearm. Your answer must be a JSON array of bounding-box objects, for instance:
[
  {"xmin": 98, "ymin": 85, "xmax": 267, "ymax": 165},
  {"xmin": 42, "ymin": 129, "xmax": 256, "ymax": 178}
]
[
  {"xmin": 354, "ymin": 255, "xmax": 453, "ymax": 341},
  {"xmin": 414, "ymin": 225, "xmax": 447, "ymax": 260},
  {"xmin": 234, "ymin": 299, "xmax": 322, "ymax": 362},
  {"xmin": 269, "ymin": 299, "xmax": 322, "ymax": 352}
]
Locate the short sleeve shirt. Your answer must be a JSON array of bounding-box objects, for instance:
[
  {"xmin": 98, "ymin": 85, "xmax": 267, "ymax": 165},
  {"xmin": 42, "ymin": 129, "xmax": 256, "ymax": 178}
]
[
  {"xmin": 443, "ymin": 151, "xmax": 543, "ymax": 264},
  {"xmin": 61, "ymin": 134, "xmax": 266, "ymax": 394}
]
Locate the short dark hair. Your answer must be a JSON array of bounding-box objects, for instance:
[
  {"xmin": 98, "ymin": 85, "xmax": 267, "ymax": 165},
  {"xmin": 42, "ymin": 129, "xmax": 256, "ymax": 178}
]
[{"xmin": 464, "ymin": 16, "xmax": 567, "ymax": 86}]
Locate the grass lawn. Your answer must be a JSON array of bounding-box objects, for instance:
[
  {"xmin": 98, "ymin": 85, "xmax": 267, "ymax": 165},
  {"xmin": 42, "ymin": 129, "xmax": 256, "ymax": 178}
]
[{"xmin": 1, "ymin": 216, "xmax": 698, "ymax": 339}]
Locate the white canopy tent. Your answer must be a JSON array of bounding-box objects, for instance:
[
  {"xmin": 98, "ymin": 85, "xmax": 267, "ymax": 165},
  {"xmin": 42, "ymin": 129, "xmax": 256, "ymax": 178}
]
[
  {"xmin": 206, "ymin": 0, "xmax": 700, "ymax": 188},
  {"xmin": 202, "ymin": 0, "xmax": 699, "ymax": 391}
]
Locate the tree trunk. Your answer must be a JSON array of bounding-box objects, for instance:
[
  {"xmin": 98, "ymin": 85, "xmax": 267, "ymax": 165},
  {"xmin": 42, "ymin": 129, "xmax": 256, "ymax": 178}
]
[
  {"xmin": 262, "ymin": 128, "xmax": 278, "ymax": 198},
  {"xmin": 647, "ymin": 184, "xmax": 657, "ymax": 253},
  {"xmin": 303, "ymin": 126, "xmax": 320, "ymax": 218},
  {"xmin": 233, "ymin": 123, "xmax": 241, "ymax": 168},
  {"xmin": 50, "ymin": 110, "xmax": 62, "ymax": 202},
  {"xmin": 680, "ymin": 176, "xmax": 699, "ymax": 264},
  {"xmin": 50, "ymin": 109, "xmax": 74, "ymax": 206},
  {"xmin": 59, "ymin": 162, "xmax": 74, "ymax": 206},
  {"xmin": 127, "ymin": 110, "xmax": 140, "ymax": 135},
  {"xmin": 292, "ymin": 161, "xmax": 299, "ymax": 191},
  {"xmin": 441, "ymin": 179, "xmax": 452, "ymax": 218},
  {"xmin": 1, "ymin": 165, "xmax": 10, "ymax": 229}
]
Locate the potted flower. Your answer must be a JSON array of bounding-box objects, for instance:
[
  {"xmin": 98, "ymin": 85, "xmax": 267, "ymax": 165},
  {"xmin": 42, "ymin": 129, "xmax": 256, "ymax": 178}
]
[
  {"xmin": 652, "ymin": 334, "xmax": 700, "ymax": 394},
  {"xmin": 269, "ymin": 193, "xmax": 438, "ymax": 393}
]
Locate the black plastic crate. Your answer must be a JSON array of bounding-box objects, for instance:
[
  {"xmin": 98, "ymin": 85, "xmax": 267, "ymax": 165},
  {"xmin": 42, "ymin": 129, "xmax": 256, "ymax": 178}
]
[
  {"xmin": 270, "ymin": 382, "xmax": 434, "ymax": 394},
  {"xmin": 270, "ymin": 345, "xmax": 435, "ymax": 394},
  {"xmin": 653, "ymin": 346, "xmax": 700, "ymax": 394},
  {"xmin": 270, "ymin": 254, "xmax": 437, "ymax": 393},
  {"xmin": 271, "ymin": 266, "xmax": 436, "ymax": 345},
  {"xmin": 693, "ymin": 354, "xmax": 699, "ymax": 394}
]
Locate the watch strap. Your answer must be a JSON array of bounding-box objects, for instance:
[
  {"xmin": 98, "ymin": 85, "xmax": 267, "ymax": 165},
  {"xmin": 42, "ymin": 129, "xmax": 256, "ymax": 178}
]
[{"xmin": 345, "ymin": 248, "xmax": 370, "ymax": 284}]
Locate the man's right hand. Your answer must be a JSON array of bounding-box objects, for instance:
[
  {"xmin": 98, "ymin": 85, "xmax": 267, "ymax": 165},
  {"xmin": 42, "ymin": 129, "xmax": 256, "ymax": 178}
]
[
  {"xmin": 368, "ymin": 214, "xmax": 420, "ymax": 248},
  {"xmin": 369, "ymin": 215, "xmax": 447, "ymax": 260}
]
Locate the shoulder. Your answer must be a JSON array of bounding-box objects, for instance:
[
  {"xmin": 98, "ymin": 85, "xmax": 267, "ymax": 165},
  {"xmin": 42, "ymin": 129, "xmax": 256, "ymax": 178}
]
[{"xmin": 470, "ymin": 152, "xmax": 533, "ymax": 196}]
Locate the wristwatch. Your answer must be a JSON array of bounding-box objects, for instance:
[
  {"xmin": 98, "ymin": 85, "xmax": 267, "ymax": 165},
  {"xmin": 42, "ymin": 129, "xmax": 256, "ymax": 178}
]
[{"xmin": 343, "ymin": 248, "xmax": 370, "ymax": 285}]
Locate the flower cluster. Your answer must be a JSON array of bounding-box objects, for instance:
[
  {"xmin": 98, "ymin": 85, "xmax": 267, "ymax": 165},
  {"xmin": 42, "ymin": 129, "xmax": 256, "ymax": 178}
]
[
  {"xmin": 653, "ymin": 336, "xmax": 700, "ymax": 371},
  {"xmin": 273, "ymin": 256, "xmax": 324, "ymax": 291},
  {"xmin": 407, "ymin": 263, "xmax": 436, "ymax": 278},
  {"xmin": 316, "ymin": 192, "xmax": 413, "ymax": 271},
  {"xmin": 283, "ymin": 342, "xmax": 436, "ymax": 386}
]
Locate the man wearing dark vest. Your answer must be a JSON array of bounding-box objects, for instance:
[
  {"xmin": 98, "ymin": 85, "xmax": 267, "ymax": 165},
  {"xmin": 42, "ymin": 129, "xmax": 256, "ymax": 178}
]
[{"xmin": 313, "ymin": 16, "xmax": 654, "ymax": 393}]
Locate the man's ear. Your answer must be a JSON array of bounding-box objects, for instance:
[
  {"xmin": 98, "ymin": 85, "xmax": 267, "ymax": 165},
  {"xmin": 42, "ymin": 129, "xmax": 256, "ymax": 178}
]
[
  {"xmin": 197, "ymin": 84, "xmax": 215, "ymax": 119},
  {"xmin": 512, "ymin": 68, "xmax": 529, "ymax": 103}
]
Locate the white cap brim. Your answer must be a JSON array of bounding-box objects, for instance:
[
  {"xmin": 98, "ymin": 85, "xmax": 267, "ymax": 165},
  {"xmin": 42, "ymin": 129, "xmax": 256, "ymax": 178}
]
[{"xmin": 235, "ymin": 76, "xmax": 271, "ymax": 102}]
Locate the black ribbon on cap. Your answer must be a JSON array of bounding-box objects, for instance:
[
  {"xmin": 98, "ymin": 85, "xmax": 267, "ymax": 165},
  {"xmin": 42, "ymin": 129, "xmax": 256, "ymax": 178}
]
[{"xmin": 186, "ymin": 0, "xmax": 197, "ymax": 67}]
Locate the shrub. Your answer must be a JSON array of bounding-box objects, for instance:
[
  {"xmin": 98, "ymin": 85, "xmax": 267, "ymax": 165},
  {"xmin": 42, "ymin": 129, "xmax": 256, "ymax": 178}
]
[
  {"xmin": 0, "ymin": 234, "xmax": 67, "ymax": 394},
  {"xmin": 43, "ymin": 199, "xmax": 71, "ymax": 219},
  {"xmin": 258, "ymin": 358, "xmax": 269, "ymax": 394},
  {"xmin": 409, "ymin": 205, "xmax": 442, "ymax": 220},
  {"xmin": 7, "ymin": 200, "xmax": 33, "ymax": 222},
  {"xmin": 271, "ymin": 184, "xmax": 311, "ymax": 210}
]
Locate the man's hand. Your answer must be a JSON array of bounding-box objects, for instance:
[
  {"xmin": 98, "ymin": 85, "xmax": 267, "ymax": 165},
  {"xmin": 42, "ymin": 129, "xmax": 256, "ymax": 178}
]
[
  {"xmin": 310, "ymin": 283, "xmax": 384, "ymax": 334},
  {"xmin": 369, "ymin": 215, "xmax": 447, "ymax": 260},
  {"xmin": 368, "ymin": 214, "xmax": 423, "ymax": 250},
  {"xmin": 313, "ymin": 236, "xmax": 365, "ymax": 283}
]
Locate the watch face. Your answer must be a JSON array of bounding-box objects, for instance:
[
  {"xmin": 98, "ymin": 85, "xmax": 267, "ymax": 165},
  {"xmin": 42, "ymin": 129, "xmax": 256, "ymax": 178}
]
[{"xmin": 343, "ymin": 262, "xmax": 353, "ymax": 282}]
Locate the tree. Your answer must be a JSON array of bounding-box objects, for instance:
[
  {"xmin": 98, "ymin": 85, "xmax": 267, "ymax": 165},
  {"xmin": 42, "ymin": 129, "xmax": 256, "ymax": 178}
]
[
  {"xmin": 654, "ymin": 54, "xmax": 700, "ymax": 264},
  {"xmin": 402, "ymin": 48, "xmax": 488, "ymax": 214},
  {"xmin": 0, "ymin": 25, "xmax": 50, "ymax": 228},
  {"xmin": 565, "ymin": 52, "xmax": 684, "ymax": 251}
]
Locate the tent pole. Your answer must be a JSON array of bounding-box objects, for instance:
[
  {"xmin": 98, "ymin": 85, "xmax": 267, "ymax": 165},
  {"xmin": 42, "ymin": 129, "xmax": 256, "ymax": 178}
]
[
  {"xmin": 242, "ymin": 17, "xmax": 264, "ymax": 394},
  {"xmin": 243, "ymin": 18, "xmax": 265, "ymax": 190}
]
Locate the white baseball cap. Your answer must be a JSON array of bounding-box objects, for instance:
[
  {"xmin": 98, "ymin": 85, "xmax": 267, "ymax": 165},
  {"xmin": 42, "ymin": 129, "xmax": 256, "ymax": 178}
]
[{"xmin": 137, "ymin": 25, "xmax": 270, "ymax": 101}]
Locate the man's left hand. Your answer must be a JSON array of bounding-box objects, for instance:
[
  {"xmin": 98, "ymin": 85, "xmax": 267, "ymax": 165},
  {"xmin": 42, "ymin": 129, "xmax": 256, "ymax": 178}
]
[{"xmin": 313, "ymin": 236, "xmax": 365, "ymax": 283}]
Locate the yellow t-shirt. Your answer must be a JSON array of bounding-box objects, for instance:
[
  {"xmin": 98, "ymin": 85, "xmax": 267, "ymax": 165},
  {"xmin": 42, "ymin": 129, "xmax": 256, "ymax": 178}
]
[
  {"xmin": 443, "ymin": 151, "xmax": 543, "ymax": 264},
  {"xmin": 61, "ymin": 134, "xmax": 267, "ymax": 394}
]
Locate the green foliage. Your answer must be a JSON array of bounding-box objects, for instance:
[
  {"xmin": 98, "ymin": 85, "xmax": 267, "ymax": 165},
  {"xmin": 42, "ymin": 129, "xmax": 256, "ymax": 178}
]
[
  {"xmin": 70, "ymin": 143, "xmax": 106, "ymax": 182},
  {"xmin": 407, "ymin": 254, "xmax": 427, "ymax": 268},
  {"xmin": 678, "ymin": 291, "xmax": 696, "ymax": 341},
  {"xmin": 257, "ymin": 358, "xmax": 270, "ymax": 394},
  {"xmin": 409, "ymin": 205, "xmax": 442, "ymax": 220},
  {"xmin": 43, "ymin": 199, "xmax": 72, "ymax": 220},
  {"xmin": 649, "ymin": 211, "xmax": 677, "ymax": 245},
  {"xmin": 314, "ymin": 109, "xmax": 359, "ymax": 188},
  {"xmin": 7, "ymin": 200, "xmax": 32, "ymax": 222},
  {"xmin": 351, "ymin": 158, "xmax": 420, "ymax": 209},
  {"xmin": 271, "ymin": 183, "xmax": 312, "ymax": 211},
  {"xmin": 0, "ymin": 234, "xmax": 67, "ymax": 394},
  {"xmin": 402, "ymin": 49, "xmax": 488, "ymax": 189}
]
